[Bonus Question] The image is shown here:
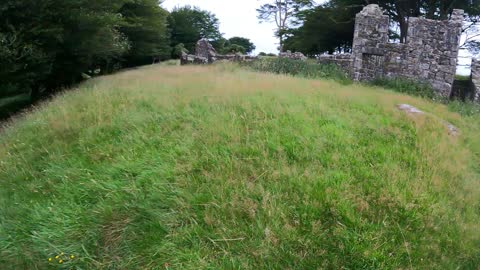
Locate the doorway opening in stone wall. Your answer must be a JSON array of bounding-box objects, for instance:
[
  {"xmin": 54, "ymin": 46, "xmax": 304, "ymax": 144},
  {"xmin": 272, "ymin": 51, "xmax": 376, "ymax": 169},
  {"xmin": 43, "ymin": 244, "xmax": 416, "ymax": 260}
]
[{"xmin": 451, "ymin": 55, "xmax": 476, "ymax": 101}]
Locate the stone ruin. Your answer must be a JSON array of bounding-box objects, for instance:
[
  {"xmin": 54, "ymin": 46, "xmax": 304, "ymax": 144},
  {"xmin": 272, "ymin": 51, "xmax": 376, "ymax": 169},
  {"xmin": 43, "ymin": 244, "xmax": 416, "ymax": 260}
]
[
  {"xmin": 472, "ymin": 59, "xmax": 480, "ymax": 102},
  {"xmin": 318, "ymin": 4, "xmax": 470, "ymax": 98},
  {"xmin": 279, "ymin": 50, "xmax": 307, "ymax": 60},
  {"xmin": 181, "ymin": 38, "xmax": 257, "ymax": 65}
]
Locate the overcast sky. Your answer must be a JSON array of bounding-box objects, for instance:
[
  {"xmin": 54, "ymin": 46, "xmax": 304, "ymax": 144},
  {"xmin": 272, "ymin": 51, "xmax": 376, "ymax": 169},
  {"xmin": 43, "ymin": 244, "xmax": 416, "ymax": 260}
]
[{"xmin": 161, "ymin": 0, "xmax": 323, "ymax": 54}]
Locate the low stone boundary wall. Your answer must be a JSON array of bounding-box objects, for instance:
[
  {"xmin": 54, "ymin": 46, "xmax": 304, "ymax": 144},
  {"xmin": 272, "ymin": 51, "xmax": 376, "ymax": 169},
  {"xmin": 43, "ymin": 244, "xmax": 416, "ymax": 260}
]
[{"xmin": 317, "ymin": 54, "xmax": 353, "ymax": 74}]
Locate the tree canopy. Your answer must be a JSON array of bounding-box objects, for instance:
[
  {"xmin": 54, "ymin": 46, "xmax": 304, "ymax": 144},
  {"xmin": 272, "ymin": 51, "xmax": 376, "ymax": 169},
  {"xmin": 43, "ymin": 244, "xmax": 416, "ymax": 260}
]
[
  {"xmin": 282, "ymin": 0, "xmax": 480, "ymax": 55},
  {"xmin": 0, "ymin": 0, "xmax": 176, "ymax": 100},
  {"xmin": 257, "ymin": 0, "xmax": 314, "ymax": 51},
  {"xmin": 168, "ymin": 6, "xmax": 222, "ymax": 54},
  {"xmin": 120, "ymin": 0, "xmax": 171, "ymax": 67},
  {"xmin": 225, "ymin": 37, "xmax": 256, "ymax": 54}
]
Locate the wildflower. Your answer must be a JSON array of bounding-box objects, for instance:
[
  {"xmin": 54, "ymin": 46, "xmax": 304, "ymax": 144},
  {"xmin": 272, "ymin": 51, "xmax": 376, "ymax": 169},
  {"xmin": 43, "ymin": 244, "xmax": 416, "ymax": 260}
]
[
  {"xmin": 59, "ymin": 260, "xmax": 63, "ymax": 264},
  {"xmin": 70, "ymin": 255, "xmax": 75, "ymax": 259},
  {"xmin": 48, "ymin": 258, "xmax": 52, "ymax": 262},
  {"xmin": 55, "ymin": 256, "xmax": 59, "ymax": 259}
]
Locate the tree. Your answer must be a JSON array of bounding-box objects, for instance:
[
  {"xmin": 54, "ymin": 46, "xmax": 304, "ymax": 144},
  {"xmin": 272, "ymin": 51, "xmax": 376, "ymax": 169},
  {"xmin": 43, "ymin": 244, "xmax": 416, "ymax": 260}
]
[
  {"xmin": 284, "ymin": 0, "xmax": 362, "ymax": 55},
  {"xmin": 119, "ymin": 0, "xmax": 171, "ymax": 67},
  {"xmin": 227, "ymin": 37, "xmax": 256, "ymax": 54},
  {"xmin": 373, "ymin": 0, "xmax": 479, "ymax": 43},
  {"xmin": 284, "ymin": 0, "xmax": 480, "ymax": 55},
  {"xmin": 0, "ymin": 0, "xmax": 129, "ymax": 98},
  {"xmin": 223, "ymin": 44, "xmax": 246, "ymax": 54},
  {"xmin": 257, "ymin": 0, "xmax": 313, "ymax": 51},
  {"xmin": 172, "ymin": 43, "xmax": 188, "ymax": 58},
  {"xmin": 168, "ymin": 6, "xmax": 222, "ymax": 53},
  {"xmin": 0, "ymin": 0, "xmax": 180, "ymax": 103}
]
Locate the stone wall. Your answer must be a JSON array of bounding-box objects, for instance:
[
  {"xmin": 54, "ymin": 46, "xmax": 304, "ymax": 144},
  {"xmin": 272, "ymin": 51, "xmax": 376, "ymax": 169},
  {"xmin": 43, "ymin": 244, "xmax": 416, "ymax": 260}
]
[
  {"xmin": 400, "ymin": 10, "xmax": 463, "ymax": 96},
  {"xmin": 279, "ymin": 50, "xmax": 307, "ymax": 60},
  {"xmin": 181, "ymin": 39, "xmax": 257, "ymax": 65},
  {"xmin": 322, "ymin": 4, "xmax": 464, "ymax": 97},
  {"xmin": 472, "ymin": 58, "xmax": 480, "ymax": 102},
  {"xmin": 351, "ymin": 4, "xmax": 389, "ymax": 81},
  {"xmin": 317, "ymin": 54, "xmax": 353, "ymax": 74}
]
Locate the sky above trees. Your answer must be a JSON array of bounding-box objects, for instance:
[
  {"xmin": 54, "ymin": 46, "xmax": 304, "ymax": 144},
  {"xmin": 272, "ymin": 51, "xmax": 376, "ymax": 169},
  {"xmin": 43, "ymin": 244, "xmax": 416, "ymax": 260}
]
[{"xmin": 162, "ymin": 0, "xmax": 324, "ymax": 53}]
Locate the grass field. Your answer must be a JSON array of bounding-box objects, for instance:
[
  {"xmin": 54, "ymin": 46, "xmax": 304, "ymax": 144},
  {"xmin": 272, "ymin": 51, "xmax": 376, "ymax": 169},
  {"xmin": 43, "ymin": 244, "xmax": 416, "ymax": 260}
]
[{"xmin": 1, "ymin": 64, "xmax": 479, "ymax": 269}]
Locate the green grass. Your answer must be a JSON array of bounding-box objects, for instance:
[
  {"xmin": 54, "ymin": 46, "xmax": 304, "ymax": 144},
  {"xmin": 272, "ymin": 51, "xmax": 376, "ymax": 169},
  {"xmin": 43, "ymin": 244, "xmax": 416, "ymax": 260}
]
[
  {"xmin": 455, "ymin": 74, "xmax": 471, "ymax": 81},
  {"xmin": 370, "ymin": 77, "xmax": 437, "ymax": 100},
  {"xmin": 244, "ymin": 57, "xmax": 351, "ymax": 84},
  {"xmin": 1, "ymin": 64, "xmax": 480, "ymax": 269}
]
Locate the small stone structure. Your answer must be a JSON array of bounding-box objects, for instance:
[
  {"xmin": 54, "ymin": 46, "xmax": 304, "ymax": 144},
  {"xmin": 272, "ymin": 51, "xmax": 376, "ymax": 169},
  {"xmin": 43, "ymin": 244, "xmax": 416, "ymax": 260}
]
[
  {"xmin": 319, "ymin": 4, "xmax": 464, "ymax": 97},
  {"xmin": 472, "ymin": 58, "xmax": 480, "ymax": 102},
  {"xmin": 195, "ymin": 38, "xmax": 217, "ymax": 64},
  {"xmin": 279, "ymin": 50, "xmax": 307, "ymax": 60},
  {"xmin": 181, "ymin": 38, "xmax": 257, "ymax": 65}
]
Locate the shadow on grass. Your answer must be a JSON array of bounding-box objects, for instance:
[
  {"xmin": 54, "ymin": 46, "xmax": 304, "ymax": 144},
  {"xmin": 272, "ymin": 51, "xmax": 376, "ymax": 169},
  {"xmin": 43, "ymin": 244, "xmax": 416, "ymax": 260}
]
[{"xmin": 0, "ymin": 94, "xmax": 33, "ymax": 121}]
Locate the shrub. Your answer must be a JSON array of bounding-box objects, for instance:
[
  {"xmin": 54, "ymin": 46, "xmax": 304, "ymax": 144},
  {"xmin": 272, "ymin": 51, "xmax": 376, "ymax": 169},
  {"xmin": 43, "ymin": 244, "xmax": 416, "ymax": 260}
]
[
  {"xmin": 370, "ymin": 77, "xmax": 437, "ymax": 99},
  {"xmin": 371, "ymin": 77, "xmax": 480, "ymax": 116},
  {"xmin": 448, "ymin": 99, "xmax": 480, "ymax": 116},
  {"xmin": 244, "ymin": 57, "xmax": 351, "ymax": 84}
]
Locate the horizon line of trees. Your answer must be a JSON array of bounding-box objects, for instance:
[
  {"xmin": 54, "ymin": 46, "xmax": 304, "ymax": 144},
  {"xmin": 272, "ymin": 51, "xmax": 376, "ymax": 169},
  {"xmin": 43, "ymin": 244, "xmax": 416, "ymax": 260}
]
[{"xmin": 0, "ymin": 1, "xmax": 256, "ymax": 103}]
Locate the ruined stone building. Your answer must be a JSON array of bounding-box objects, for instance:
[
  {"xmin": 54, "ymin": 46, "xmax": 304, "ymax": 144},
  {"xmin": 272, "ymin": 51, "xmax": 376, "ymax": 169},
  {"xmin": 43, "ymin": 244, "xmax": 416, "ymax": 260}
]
[
  {"xmin": 318, "ymin": 4, "xmax": 472, "ymax": 98},
  {"xmin": 181, "ymin": 39, "xmax": 257, "ymax": 65}
]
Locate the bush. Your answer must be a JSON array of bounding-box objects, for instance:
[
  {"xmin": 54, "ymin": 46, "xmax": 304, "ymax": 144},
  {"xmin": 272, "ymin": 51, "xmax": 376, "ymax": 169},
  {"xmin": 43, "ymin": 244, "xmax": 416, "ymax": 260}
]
[
  {"xmin": 371, "ymin": 77, "xmax": 480, "ymax": 116},
  {"xmin": 448, "ymin": 100, "xmax": 480, "ymax": 116},
  {"xmin": 370, "ymin": 77, "xmax": 437, "ymax": 99},
  {"xmin": 244, "ymin": 57, "xmax": 351, "ymax": 84}
]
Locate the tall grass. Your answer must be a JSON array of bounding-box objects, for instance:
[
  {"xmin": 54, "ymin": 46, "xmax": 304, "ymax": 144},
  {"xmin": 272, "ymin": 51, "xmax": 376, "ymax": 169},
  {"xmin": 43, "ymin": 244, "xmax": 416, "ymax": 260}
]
[
  {"xmin": 0, "ymin": 64, "xmax": 479, "ymax": 269},
  {"xmin": 244, "ymin": 57, "xmax": 351, "ymax": 84},
  {"xmin": 245, "ymin": 58, "xmax": 480, "ymax": 118},
  {"xmin": 370, "ymin": 77, "xmax": 437, "ymax": 99}
]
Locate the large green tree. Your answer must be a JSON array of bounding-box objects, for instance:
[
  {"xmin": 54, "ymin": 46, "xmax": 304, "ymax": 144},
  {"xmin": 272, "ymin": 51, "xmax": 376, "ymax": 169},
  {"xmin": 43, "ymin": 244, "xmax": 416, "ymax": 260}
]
[
  {"xmin": 0, "ymin": 0, "xmax": 128, "ymax": 98},
  {"xmin": 0, "ymin": 0, "xmax": 175, "ymax": 102},
  {"xmin": 168, "ymin": 6, "xmax": 222, "ymax": 54},
  {"xmin": 120, "ymin": 0, "xmax": 171, "ymax": 67},
  {"xmin": 226, "ymin": 37, "xmax": 256, "ymax": 54},
  {"xmin": 284, "ymin": 0, "xmax": 361, "ymax": 55},
  {"xmin": 257, "ymin": 0, "xmax": 314, "ymax": 51},
  {"xmin": 284, "ymin": 0, "xmax": 480, "ymax": 55}
]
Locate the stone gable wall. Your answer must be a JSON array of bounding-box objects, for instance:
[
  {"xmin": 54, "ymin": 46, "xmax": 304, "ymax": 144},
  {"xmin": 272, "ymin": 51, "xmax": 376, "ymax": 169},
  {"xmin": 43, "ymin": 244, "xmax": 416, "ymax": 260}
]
[
  {"xmin": 351, "ymin": 4, "xmax": 390, "ymax": 81},
  {"xmin": 321, "ymin": 4, "xmax": 464, "ymax": 97}
]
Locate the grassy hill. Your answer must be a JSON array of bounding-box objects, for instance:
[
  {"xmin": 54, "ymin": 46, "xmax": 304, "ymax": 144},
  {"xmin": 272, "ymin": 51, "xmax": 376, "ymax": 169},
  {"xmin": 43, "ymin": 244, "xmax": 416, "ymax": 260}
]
[{"xmin": 1, "ymin": 64, "xmax": 479, "ymax": 269}]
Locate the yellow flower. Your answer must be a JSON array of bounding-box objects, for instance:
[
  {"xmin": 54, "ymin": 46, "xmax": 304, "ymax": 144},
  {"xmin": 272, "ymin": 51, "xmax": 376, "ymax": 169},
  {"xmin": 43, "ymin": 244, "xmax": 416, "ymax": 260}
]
[
  {"xmin": 55, "ymin": 256, "xmax": 59, "ymax": 259},
  {"xmin": 59, "ymin": 260, "xmax": 63, "ymax": 264},
  {"xmin": 60, "ymin": 252, "xmax": 64, "ymax": 255},
  {"xmin": 48, "ymin": 258, "xmax": 52, "ymax": 262},
  {"xmin": 70, "ymin": 255, "xmax": 75, "ymax": 259}
]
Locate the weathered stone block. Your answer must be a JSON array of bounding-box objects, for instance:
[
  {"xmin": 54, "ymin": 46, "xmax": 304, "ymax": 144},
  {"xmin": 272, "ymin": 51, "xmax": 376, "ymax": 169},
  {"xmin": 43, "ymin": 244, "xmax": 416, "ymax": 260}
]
[{"xmin": 472, "ymin": 58, "xmax": 480, "ymax": 102}]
